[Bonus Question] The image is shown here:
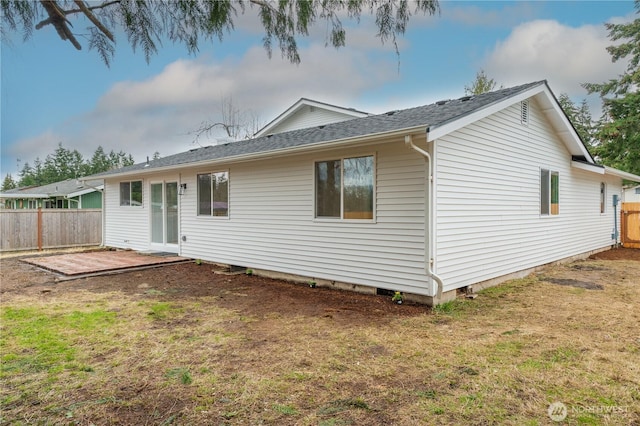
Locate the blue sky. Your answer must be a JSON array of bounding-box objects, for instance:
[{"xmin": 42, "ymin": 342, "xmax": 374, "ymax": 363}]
[{"xmin": 1, "ymin": 1, "xmax": 635, "ymax": 179}]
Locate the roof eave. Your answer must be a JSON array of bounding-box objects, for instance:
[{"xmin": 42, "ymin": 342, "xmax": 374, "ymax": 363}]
[
  {"xmin": 101, "ymin": 125, "xmax": 428, "ymax": 179},
  {"xmin": 67, "ymin": 186, "xmax": 104, "ymax": 198},
  {"xmin": 604, "ymin": 166, "xmax": 640, "ymax": 183},
  {"xmin": 0, "ymin": 193, "xmax": 50, "ymax": 199}
]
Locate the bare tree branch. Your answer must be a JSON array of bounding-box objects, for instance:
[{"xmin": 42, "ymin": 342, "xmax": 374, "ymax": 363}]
[
  {"xmin": 39, "ymin": 0, "xmax": 81, "ymax": 50},
  {"xmin": 73, "ymin": 0, "xmax": 114, "ymax": 42}
]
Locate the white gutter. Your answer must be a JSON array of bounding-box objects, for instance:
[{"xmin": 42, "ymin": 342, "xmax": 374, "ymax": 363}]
[
  {"xmin": 404, "ymin": 134, "xmax": 444, "ymax": 302},
  {"xmin": 571, "ymin": 160, "xmax": 604, "ymax": 174},
  {"xmin": 604, "ymin": 166, "xmax": 640, "ymax": 183},
  {"xmin": 0, "ymin": 193, "xmax": 50, "ymax": 199}
]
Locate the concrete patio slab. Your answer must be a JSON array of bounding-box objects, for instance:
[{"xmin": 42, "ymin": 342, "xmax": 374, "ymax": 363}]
[{"xmin": 21, "ymin": 250, "xmax": 187, "ymax": 276}]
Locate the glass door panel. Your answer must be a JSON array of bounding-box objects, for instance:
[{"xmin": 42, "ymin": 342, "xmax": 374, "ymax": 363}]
[
  {"xmin": 151, "ymin": 183, "xmax": 164, "ymax": 244},
  {"xmin": 166, "ymin": 182, "xmax": 178, "ymax": 245}
]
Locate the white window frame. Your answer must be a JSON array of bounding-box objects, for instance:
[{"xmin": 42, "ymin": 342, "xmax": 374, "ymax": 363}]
[
  {"xmin": 313, "ymin": 153, "xmax": 376, "ymax": 222},
  {"xmin": 600, "ymin": 182, "xmax": 606, "ymax": 214},
  {"xmin": 540, "ymin": 168, "xmax": 559, "ymax": 216},
  {"xmin": 196, "ymin": 170, "xmax": 230, "ymax": 218},
  {"xmin": 119, "ymin": 180, "xmax": 143, "ymax": 207}
]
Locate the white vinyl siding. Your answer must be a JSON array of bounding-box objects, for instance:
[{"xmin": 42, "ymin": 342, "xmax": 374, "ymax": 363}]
[
  {"xmin": 177, "ymin": 141, "xmax": 431, "ymax": 295},
  {"xmin": 105, "ymin": 173, "xmax": 180, "ymax": 251},
  {"xmin": 105, "ymin": 179, "xmax": 149, "ymax": 251},
  {"xmin": 434, "ymin": 98, "xmax": 622, "ymax": 291}
]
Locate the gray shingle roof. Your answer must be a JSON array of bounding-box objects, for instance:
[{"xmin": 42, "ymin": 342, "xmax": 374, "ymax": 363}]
[
  {"xmin": 95, "ymin": 81, "xmax": 545, "ymax": 177},
  {"xmin": 1, "ymin": 178, "xmax": 104, "ymax": 197}
]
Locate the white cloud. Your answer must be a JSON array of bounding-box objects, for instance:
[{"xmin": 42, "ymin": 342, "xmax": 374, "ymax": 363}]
[
  {"xmin": 9, "ymin": 42, "xmax": 397, "ymax": 170},
  {"xmin": 483, "ymin": 19, "xmax": 628, "ymax": 99},
  {"xmin": 443, "ymin": 3, "xmax": 537, "ymax": 28}
]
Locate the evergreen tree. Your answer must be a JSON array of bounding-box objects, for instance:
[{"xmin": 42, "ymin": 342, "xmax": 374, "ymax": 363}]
[
  {"xmin": 15, "ymin": 144, "xmax": 136, "ymax": 187},
  {"xmin": 18, "ymin": 161, "xmax": 35, "ymax": 187},
  {"xmin": 1, "ymin": 174, "xmax": 17, "ymax": 191},
  {"xmin": 557, "ymin": 93, "xmax": 597, "ymax": 149},
  {"xmin": 88, "ymin": 146, "xmax": 111, "ymax": 175},
  {"xmin": 464, "ymin": 70, "xmax": 502, "ymax": 96},
  {"xmin": 583, "ymin": 1, "xmax": 640, "ymax": 176}
]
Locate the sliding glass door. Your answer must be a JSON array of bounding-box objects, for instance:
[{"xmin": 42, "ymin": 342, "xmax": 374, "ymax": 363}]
[{"xmin": 151, "ymin": 182, "xmax": 178, "ymax": 250}]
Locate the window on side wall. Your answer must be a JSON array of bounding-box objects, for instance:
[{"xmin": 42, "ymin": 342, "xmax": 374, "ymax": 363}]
[
  {"xmin": 540, "ymin": 169, "xmax": 559, "ymax": 215},
  {"xmin": 600, "ymin": 183, "xmax": 606, "ymax": 214},
  {"xmin": 315, "ymin": 155, "xmax": 374, "ymax": 220},
  {"xmin": 120, "ymin": 180, "xmax": 143, "ymax": 206},
  {"xmin": 197, "ymin": 171, "xmax": 229, "ymax": 217}
]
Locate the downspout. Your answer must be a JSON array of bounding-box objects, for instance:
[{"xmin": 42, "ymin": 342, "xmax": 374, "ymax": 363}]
[{"xmin": 404, "ymin": 135, "xmax": 444, "ymax": 302}]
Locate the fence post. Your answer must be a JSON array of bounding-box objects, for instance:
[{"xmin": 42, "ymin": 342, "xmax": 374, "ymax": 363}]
[{"xmin": 38, "ymin": 207, "xmax": 43, "ymax": 251}]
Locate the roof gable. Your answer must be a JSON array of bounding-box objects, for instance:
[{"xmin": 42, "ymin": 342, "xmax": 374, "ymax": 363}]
[
  {"xmin": 426, "ymin": 81, "xmax": 593, "ymax": 162},
  {"xmin": 254, "ymin": 98, "xmax": 370, "ymax": 137}
]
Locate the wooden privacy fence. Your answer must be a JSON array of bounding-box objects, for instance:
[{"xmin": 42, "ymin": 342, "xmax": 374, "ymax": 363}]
[
  {"xmin": 621, "ymin": 202, "xmax": 640, "ymax": 249},
  {"xmin": 0, "ymin": 209, "xmax": 102, "ymax": 252}
]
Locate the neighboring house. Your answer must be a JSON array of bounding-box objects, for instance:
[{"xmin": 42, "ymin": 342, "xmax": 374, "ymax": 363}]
[
  {"xmin": 254, "ymin": 98, "xmax": 370, "ymax": 137},
  {"xmin": 94, "ymin": 81, "xmax": 640, "ymax": 305},
  {"xmin": 1, "ymin": 179, "xmax": 104, "ymax": 209},
  {"xmin": 623, "ymin": 185, "xmax": 640, "ymax": 202}
]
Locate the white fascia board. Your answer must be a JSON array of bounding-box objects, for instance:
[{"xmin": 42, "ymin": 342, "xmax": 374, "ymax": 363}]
[
  {"xmin": 571, "ymin": 160, "xmax": 604, "ymax": 174},
  {"xmin": 67, "ymin": 186, "xmax": 104, "ymax": 198},
  {"xmin": 427, "ymin": 84, "xmax": 546, "ymax": 141},
  {"xmin": 604, "ymin": 166, "xmax": 640, "ymax": 183},
  {"xmin": 0, "ymin": 193, "xmax": 49, "ymax": 199},
  {"xmin": 101, "ymin": 125, "xmax": 427, "ymax": 180}
]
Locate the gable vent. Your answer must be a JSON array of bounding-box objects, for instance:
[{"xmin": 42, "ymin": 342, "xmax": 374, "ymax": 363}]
[{"xmin": 521, "ymin": 100, "xmax": 529, "ymax": 125}]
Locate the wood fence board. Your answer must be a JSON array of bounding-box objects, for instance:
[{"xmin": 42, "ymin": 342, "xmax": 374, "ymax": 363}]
[
  {"xmin": 0, "ymin": 209, "xmax": 102, "ymax": 252},
  {"xmin": 621, "ymin": 202, "xmax": 640, "ymax": 249}
]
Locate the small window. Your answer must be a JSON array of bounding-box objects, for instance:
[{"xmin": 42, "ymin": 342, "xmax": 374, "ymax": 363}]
[
  {"xmin": 635, "ymin": 187, "xmax": 640, "ymax": 195},
  {"xmin": 540, "ymin": 169, "xmax": 559, "ymax": 215},
  {"xmin": 197, "ymin": 171, "xmax": 229, "ymax": 217},
  {"xmin": 600, "ymin": 183, "xmax": 606, "ymax": 214},
  {"xmin": 315, "ymin": 155, "xmax": 374, "ymax": 220},
  {"xmin": 120, "ymin": 180, "xmax": 143, "ymax": 206},
  {"xmin": 521, "ymin": 100, "xmax": 529, "ymax": 125}
]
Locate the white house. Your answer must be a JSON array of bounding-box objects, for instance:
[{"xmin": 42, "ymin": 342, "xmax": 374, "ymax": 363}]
[
  {"xmin": 623, "ymin": 185, "xmax": 640, "ymax": 202},
  {"xmin": 1, "ymin": 178, "xmax": 104, "ymax": 209},
  {"xmin": 94, "ymin": 81, "xmax": 640, "ymax": 305}
]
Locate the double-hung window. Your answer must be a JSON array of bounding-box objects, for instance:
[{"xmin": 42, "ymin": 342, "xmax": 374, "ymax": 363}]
[
  {"xmin": 120, "ymin": 180, "xmax": 142, "ymax": 206},
  {"xmin": 540, "ymin": 169, "xmax": 559, "ymax": 215},
  {"xmin": 197, "ymin": 171, "xmax": 229, "ymax": 217},
  {"xmin": 315, "ymin": 155, "xmax": 374, "ymax": 220}
]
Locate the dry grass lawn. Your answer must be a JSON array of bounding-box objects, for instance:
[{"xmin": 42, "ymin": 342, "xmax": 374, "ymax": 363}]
[{"xmin": 1, "ymin": 252, "xmax": 639, "ymax": 425}]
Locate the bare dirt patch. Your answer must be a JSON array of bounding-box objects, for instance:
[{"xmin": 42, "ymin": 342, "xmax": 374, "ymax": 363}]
[
  {"xmin": 590, "ymin": 246, "xmax": 640, "ymax": 261},
  {"xmin": 1, "ymin": 248, "xmax": 639, "ymax": 425}
]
